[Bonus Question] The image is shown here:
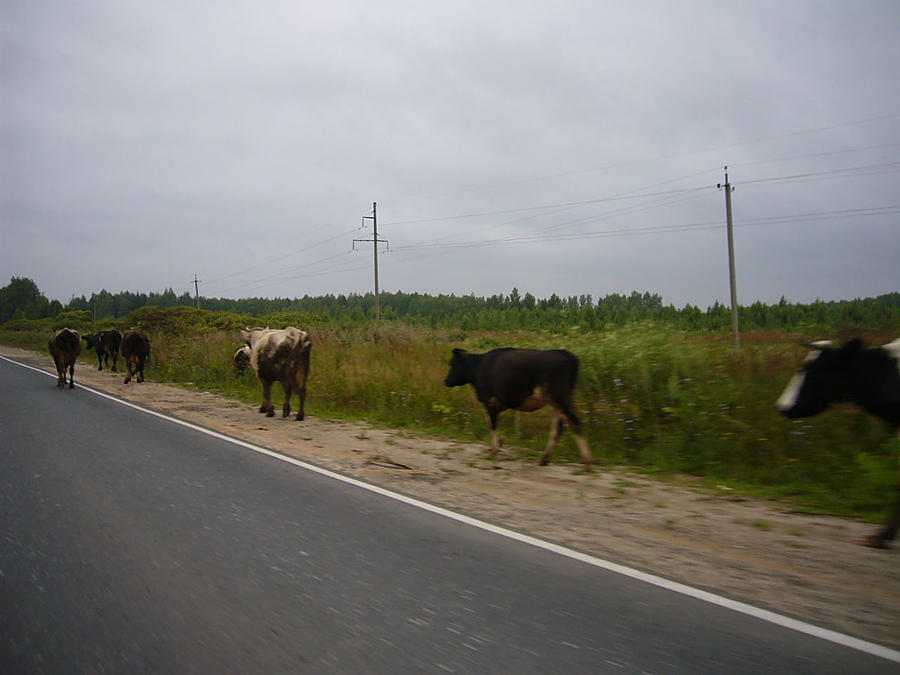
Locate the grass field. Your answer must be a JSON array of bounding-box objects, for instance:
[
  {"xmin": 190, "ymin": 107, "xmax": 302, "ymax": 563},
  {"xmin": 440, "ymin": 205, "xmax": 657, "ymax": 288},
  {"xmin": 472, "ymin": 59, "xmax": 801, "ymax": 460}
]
[{"xmin": 3, "ymin": 313, "xmax": 897, "ymax": 522}]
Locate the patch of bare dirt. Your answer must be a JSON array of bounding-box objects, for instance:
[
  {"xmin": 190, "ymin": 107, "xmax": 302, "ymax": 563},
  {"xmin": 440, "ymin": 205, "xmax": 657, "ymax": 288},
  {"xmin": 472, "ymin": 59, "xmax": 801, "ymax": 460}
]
[{"xmin": 5, "ymin": 345, "xmax": 898, "ymax": 648}]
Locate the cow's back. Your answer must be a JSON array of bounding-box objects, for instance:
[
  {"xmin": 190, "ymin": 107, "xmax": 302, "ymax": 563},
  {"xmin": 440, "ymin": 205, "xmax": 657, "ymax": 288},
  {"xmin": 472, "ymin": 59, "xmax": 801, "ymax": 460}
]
[
  {"xmin": 250, "ymin": 327, "xmax": 311, "ymax": 378},
  {"xmin": 121, "ymin": 331, "xmax": 150, "ymax": 357},
  {"xmin": 477, "ymin": 348, "xmax": 578, "ymax": 406},
  {"xmin": 49, "ymin": 328, "xmax": 82, "ymax": 360}
]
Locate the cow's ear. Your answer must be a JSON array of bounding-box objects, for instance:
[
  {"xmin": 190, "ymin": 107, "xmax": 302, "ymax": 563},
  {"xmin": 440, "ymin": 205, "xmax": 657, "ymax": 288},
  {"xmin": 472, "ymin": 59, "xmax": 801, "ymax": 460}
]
[{"xmin": 838, "ymin": 338, "xmax": 864, "ymax": 359}]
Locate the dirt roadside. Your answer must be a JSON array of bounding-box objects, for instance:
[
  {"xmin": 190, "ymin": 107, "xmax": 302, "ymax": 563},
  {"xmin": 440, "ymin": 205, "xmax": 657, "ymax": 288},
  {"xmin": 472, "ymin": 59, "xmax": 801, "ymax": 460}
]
[{"xmin": 4, "ymin": 345, "xmax": 897, "ymax": 648}]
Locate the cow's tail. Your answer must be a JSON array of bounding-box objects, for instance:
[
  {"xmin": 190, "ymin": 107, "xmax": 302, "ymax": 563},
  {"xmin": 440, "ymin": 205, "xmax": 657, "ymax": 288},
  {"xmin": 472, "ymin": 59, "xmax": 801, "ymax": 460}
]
[{"xmin": 566, "ymin": 351, "xmax": 580, "ymax": 389}]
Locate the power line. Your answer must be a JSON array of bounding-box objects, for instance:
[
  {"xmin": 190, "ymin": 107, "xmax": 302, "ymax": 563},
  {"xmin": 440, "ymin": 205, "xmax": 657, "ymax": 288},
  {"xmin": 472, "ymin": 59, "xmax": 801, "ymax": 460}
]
[{"xmin": 379, "ymin": 112, "xmax": 900, "ymax": 207}]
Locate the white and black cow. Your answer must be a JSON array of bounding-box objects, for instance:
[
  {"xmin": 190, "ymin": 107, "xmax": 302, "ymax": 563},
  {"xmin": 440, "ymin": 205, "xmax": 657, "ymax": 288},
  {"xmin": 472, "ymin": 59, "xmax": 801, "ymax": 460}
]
[
  {"xmin": 232, "ymin": 345, "xmax": 251, "ymax": 374},
  {"xmin": 240, "ymin": 327, "xmax": 312, "ymax": 420},
  {"xmin": 49, "ymin": 327, "xmax": 82, "ymax": 389},
  {"xmin": 83, "ymin": 329, "xmax": 122, "ymax": 371},
  {"xmin": 776, "ymin": 338, "xmax": 900, "ymax": 548},
  {"xmin": 445, "ymin": 347, "xmax": 593, "ymax": 470}
]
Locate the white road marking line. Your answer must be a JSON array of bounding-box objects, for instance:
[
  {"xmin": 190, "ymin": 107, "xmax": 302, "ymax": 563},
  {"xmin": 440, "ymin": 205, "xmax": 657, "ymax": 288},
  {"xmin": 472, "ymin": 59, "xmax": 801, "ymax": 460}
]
[{"xmin": 5, "ymin": 354, "xmax": 899, "ymax": 664}]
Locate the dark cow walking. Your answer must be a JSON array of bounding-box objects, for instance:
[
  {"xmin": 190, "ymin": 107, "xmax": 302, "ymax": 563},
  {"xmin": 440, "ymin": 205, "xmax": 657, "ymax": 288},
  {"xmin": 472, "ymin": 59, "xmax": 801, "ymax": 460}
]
[
  {"xmin": 121, "ymin": 331, "xmax": 150, "ymax": 384},
  {"xmin": 445, "ymin": 348, "xmax": 593, "ymax": 470},
  {"xmin": 83, "ymin": 329, "xmax": 122, "ymax": 371},
  {"xmin": 240, "ymin": 327, "xmax": 312, "ymax": 420},
  {"xmin": 49, "ymin": 327, "xmax": 82, "ymax": 389},
  {"xmin": 777, "ymin": 338, "xmax": 900, "ymax": 548}
]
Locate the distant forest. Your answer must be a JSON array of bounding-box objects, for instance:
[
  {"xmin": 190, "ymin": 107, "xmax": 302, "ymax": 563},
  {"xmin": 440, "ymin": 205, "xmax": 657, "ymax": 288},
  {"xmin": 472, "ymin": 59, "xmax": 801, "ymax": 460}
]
[{"xmin": 2, "ymin": 276, "xmax": 898, "ymax": 332}]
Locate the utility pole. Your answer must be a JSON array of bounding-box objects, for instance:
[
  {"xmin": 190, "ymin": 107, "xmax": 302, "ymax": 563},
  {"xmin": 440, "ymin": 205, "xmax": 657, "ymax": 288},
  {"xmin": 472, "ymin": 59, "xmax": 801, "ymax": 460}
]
[
  {"xmin": 193, "ymin": 274, "xmax": 201, "ymax": 310},
  {"xmin": 717, "ymin": 167, "xmax": 740, "ymax": 352},
  {"xmin": 353, "ymin": 202, "xmax": 388, "ymax": 321}
]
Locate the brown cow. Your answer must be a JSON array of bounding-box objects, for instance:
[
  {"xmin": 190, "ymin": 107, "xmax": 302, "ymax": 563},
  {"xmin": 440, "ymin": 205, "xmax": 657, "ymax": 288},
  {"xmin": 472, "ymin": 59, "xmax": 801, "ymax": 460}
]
[
  {"xmin": 121, "ymin": 331, "xmax": 150, "ymax": 384},
  {"xmin": 48, "ymin": 327, "xmax": 82, "ymax": 389},
  {"xmin": 240, "ymin": 327, "xmax": 312, "ymax": 420}
]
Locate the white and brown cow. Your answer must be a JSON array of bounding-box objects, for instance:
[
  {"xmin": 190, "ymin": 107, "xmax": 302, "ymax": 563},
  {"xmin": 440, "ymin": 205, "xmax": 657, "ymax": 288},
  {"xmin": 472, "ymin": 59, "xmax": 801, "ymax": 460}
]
[
  {"xmin": 240, "ymin": 327, "xmax": 312, "ymax": 420},
  {"xmin": 777, "ymin": 338, "xmax": 900, "ymax": 548},
  {"xmin": 48, "ymin": 327, "xmax": 82, "ymax": 389}
]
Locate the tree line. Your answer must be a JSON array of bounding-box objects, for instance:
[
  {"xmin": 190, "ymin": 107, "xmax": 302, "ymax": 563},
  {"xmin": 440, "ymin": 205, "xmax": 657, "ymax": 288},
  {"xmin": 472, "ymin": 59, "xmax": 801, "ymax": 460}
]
[{"xmin": 2, "ymin": 276, "xmax": 898, "ymax": 333}]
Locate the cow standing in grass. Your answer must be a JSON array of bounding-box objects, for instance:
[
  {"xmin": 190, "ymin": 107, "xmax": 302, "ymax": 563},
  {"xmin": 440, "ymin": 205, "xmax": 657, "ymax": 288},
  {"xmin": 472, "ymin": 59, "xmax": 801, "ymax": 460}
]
[
  {"xmin": 776, "ymin": 338, "xmax": 900, "ymax": 548},
  {"xmin": 240, "ymin": 327, "xmax": 312, "ymax": 420},
  {"xmin": 49, "ymin": 327, "xmax": 82, "ymax": 389},
  {"xmin": 445, "ymin": 347, "xmax": 593, "ymax": 471},
  {"xmin": 83, "ymin": 329, "xmax": 122, "ymax": 371},
  {"xmin": 121, "ymin": 331, "xmax": 150, "ymax": 384}
]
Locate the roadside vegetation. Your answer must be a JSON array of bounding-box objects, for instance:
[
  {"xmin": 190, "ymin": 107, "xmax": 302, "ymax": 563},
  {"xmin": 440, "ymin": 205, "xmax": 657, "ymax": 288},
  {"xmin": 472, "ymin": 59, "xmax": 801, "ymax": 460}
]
[{"xmin": 2, "ymin": 277, "xmax": 898, "ymax": 524}]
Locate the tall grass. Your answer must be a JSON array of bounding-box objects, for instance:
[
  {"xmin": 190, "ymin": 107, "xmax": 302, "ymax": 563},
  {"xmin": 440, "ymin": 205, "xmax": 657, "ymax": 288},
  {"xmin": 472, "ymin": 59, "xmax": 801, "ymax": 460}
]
[{"xmin": 3, "ymin": 317, "xmax": 896, "ymax": 521}]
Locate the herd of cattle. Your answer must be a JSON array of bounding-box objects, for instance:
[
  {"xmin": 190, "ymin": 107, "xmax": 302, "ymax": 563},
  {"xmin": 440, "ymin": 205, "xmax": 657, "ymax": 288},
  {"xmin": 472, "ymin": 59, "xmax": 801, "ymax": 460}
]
[
  {"xmin": 48, "ymin": 326, "xmax": 899, "ymax": 548},
  {"xmin": 48, "ymin": 327, "xmax": 150, "ymax": 388}
]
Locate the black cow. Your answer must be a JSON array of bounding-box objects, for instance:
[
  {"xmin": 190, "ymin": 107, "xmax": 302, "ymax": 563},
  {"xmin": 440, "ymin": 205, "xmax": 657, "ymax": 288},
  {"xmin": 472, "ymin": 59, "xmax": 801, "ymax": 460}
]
[
  {"xmin": 83, "ymin": 330, "xmax": 122, "ymax": 371},
  {"xmin": 445, "ymin": 348, "xmax": 593, "ymax": 470},
  {"xmin": 776, "ymin": 338, "xmax": 900, "ymax": 548},
  {"xmin": 48, "ymin": 327, "xmax": 82, "ymax": 389},
  {"xmin": 121, "ymin": 331, "xmax": 150, "ymax": 384}
]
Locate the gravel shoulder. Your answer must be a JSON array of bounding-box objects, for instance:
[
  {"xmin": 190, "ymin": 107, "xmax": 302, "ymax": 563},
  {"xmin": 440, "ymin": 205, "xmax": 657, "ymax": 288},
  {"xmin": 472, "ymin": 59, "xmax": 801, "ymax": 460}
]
[{"xmin": 5, "ymin": 345, "xmax": 897, "ymax": 648}]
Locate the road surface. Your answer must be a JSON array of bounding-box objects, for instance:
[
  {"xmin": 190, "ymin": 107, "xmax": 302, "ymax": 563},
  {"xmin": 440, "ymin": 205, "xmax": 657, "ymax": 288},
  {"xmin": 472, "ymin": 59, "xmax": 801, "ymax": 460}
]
[{"xmin": 1, "ymin": 357, "xmax": 896, "ymax": 672}]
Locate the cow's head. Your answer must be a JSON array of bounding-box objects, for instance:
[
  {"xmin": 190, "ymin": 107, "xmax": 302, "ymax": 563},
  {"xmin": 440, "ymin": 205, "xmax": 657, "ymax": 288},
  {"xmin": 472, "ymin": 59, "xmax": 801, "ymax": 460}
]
[
  {"xmin": 83, "ymin": 333, "xmax": 99, "ymax": 349},
  {"xmin": 776, "ymin": 339, "xmax": 863, "ymax": 418},
  {"xmin": 233, "ymin": 346, "xmax": 251, "ymax": 374},
  {"xmin": 444, "ymin": 348, "xmax": 472, "ymax": 387}
]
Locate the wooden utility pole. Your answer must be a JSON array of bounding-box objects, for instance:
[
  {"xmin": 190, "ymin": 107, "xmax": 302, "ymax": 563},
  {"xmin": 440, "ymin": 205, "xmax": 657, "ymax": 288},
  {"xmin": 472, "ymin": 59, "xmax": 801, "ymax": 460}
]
[
  {"xmin": 193, "ymin": 274, "xmax": 201, "ymax": 310},
  {"xmin": 354, "ymin": 202, "xmax": 388, "ymax": 321},
  {"xmin": 718, "ymin": 167, "xmax": 740, "ymax": 352}
]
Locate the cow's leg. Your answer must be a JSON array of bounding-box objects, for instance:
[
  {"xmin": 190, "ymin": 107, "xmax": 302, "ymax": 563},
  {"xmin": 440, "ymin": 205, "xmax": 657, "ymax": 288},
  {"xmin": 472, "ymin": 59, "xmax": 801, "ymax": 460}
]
[
  {"xmin": 260, "ymin": 380, "xmax": 275, "ymax": 416},
  {"xmin": 293, "ymin": 368, "xmax": 308, "ymax": 421},
  {"xmin": 110, "ymin": 353, "xmax": 118, "ymax": 372},
  {"xmin": 123, "ymin": 358, "xmax": 133, "ymax": 384},
  {"xmin": 97, "ymin": 351, "xmax": 104, "ymax": 371},
  {"xmin": 67, "ymin": 361, "xmax": 75, "ymax": 389},
  {"xmin": 862, "ymin": 479, "xmax": 900, "ymax": 548},
  {"xmin": 486, "ymin": 407, "xmax": 502, "ymax": 459},
  {"xmin": 137, "ymin": 359, "xmax": 145, "ymax": 383},
  {"xmin": 281, "ymin": 381, "xmax": 292, "ymax": 418},
  {"xmin": 540, "ymin": 415, "xmax": 565, "ymax": 466},
  {"xmin": 552, "ymin": 397, "xmax": 593, "ymax": 471},
  {"xmin": 55, "ymin": 357, "xmax": 65, "ymax": 388}
]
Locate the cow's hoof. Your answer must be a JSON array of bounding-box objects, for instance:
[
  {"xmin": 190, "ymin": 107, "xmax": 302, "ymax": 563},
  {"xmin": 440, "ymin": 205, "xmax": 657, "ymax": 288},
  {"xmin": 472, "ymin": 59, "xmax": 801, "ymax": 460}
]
[
  {"xmin": 295, "ymin": 414, "xmax": 304, "ymax": 421},
  {"xmin": 266, "ymin": 409, "xmax": 275, "ymax": 417},
  {"xmin": 859, "ymin": 535, "xmax": 890, "ymax": 549},
  {"xmin": 538, "ymin": 457, "xmax": 550, "ymax": 466},
  {"xmin": 69, "ymin": 383, "xmax": 75, "ymax": 389}
]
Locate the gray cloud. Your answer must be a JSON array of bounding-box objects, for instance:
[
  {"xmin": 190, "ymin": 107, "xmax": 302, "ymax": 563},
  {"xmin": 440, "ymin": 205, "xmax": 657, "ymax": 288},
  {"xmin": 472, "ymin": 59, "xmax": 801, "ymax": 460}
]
[{"xmin": 2, "ymin": 0, "xmax": 898, "ymax": 307}]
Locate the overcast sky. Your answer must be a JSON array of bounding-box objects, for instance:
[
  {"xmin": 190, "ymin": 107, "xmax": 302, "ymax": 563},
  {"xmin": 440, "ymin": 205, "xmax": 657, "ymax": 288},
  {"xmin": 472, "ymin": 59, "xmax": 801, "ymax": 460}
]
[{"xmin": 2, "ymin": 1, "xmax": 898, "ymax": 309}]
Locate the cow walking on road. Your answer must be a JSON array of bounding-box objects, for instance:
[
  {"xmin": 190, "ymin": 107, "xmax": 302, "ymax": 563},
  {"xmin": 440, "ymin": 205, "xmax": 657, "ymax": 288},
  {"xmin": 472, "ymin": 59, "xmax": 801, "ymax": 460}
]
[
  {"xmin": 121, "ymin": 331, "xmax": 150, "ymax": 384},
  {"xmin": 445, "ymin": 347, "xmax": 593, "ymax": 471},
  {"xmin": 49, "ymin": 327, "xmax": 82, "ymax": 389},
  {"xmin": 83, "ymin": 330, "xmax": 122, "ymax": 371},
  {"xmin": 777, "ymin": 338, "xmax": 900, "ymax": 548},
  {"xmin": 240, "ymin": 327, "xmax": 312, "ymax": 420}
]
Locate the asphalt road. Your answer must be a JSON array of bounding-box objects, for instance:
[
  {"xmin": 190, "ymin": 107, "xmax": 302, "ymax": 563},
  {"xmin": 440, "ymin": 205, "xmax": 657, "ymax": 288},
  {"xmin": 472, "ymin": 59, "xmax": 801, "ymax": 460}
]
[{"xmin": 1, "ymin": 356, "xmax": 896, "ymax": 673}]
